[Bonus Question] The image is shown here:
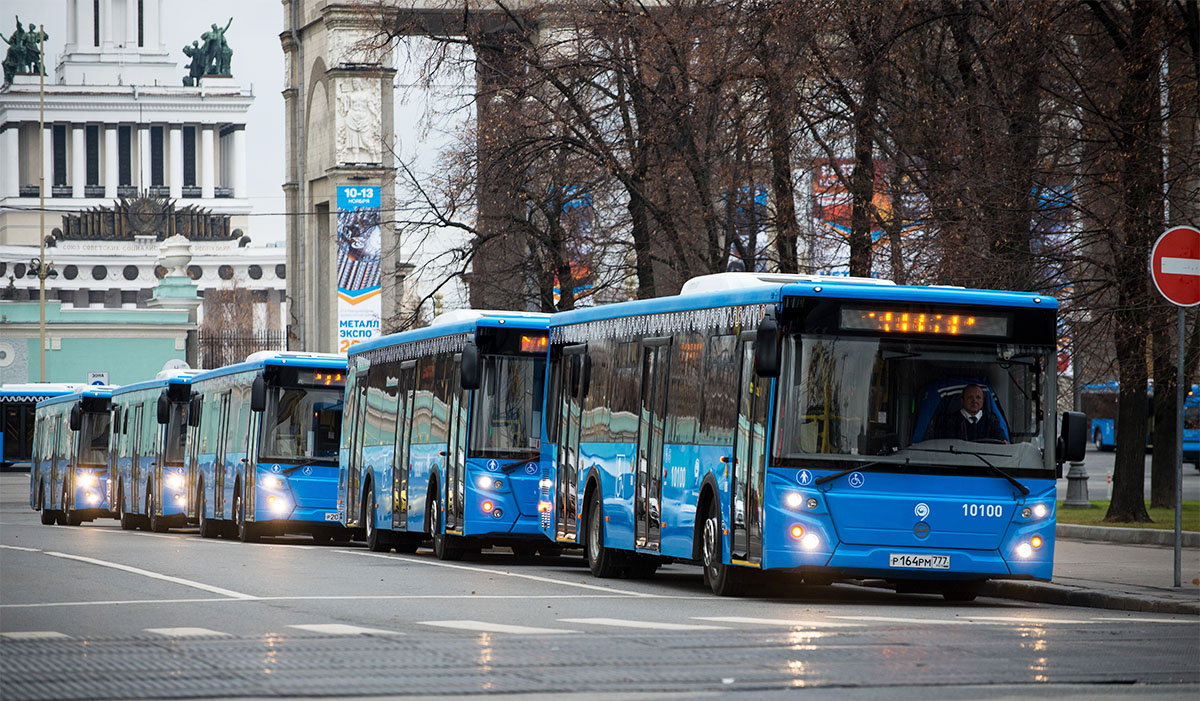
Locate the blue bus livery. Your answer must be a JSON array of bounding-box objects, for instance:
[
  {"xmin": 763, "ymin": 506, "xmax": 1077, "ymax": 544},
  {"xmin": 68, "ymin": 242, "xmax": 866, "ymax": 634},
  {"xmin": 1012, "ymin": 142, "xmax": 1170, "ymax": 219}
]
[
  {"xmin": 542, "ymin": 272, "xmax": 1086, "ymax": 598},
  {"xmin": 340, "ymin": 310, "xmax": 552, "ymax": 558},
  {"xmin": 3, "ymin": 383, "xmax": 85, "ymax": 471},
  {"xmin": 187, "ymin": 352, "xmax": 347, "ymax": 542},
  {"xmin": 1082, "ymin": 381, "xmax": 1199, "ymax": 466},
  {"xmin": 108, "ymin": 370, "xmax": 198, "ymax": 532},
  {"xmin": 30, "ymin": 386, "xmax": 115, "ymax": 526}
]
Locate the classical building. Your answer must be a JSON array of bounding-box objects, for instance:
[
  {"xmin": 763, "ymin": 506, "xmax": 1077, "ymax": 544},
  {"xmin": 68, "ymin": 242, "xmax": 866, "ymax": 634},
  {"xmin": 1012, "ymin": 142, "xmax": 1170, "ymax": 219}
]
[{"xmin": 0, "ymin": 0, "xmax": 286, "ymax": 379}]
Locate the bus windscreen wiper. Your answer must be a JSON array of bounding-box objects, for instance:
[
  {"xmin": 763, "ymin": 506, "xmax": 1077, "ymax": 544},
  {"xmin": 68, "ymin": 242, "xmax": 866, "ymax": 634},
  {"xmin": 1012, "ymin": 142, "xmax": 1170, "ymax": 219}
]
[
  {"xmin": 910, "ymin": 446, "xmax": 1029, "ymax": 496},
  {"xmin": 279, "ymin": 456, "xmax": 330, "ymax": 473},
  {"xmin": 814, "ymin": 459, "xmax": 907, "ymax": 486}
]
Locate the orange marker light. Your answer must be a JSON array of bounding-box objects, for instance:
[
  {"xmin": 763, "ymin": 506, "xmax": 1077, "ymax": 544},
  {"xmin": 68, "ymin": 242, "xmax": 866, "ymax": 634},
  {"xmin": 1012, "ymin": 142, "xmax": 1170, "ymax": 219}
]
[
  {"xmin": 790, "ymin": 525, "xmax": 804, "ymax": 539},
  {"xmin": 482, "ymin": 501, "xmax": 494, "ymax": 513},
  {"xmin": 1031, "ymin": 536, "xmax": 1043, "ymax": 549}
]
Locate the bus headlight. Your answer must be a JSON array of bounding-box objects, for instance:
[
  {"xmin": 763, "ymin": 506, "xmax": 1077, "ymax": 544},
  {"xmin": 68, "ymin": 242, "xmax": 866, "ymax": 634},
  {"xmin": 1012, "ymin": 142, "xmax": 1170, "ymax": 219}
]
[
  {"xmin": 166, "ymin": 474, "xmax": 185, "ymax": 491},
  {"xmin": 262, "ymin": 475, "xmax": 285, "ymax": 489},
  {"xmin": 1016, "ymin": 542, "xmax": 1033, "ymax": 559},
  {"xmin": 85, "ymin": 491, "xmax": 100, "ymax": 504},
  {"xmin": 267, "ymin": 495, "xmax": 289, "ymax": 514},
  {"xmin": 800, "ymin": 533, "xmax": 820, "ymax": 551},
  {"xmin": 1032, "ymin": 504, "xmax": 1048, "ymax": 519},
  {"xmin": 77, "ymin": 472, "xmax": 98, "ymax": 488},
  {"xmin": 477, "ymin": 475, "xmax": 494, "ymax": 490},
  {"xmin": 785, "ymin": 492, "xmax": 803, "ymax": 509}
]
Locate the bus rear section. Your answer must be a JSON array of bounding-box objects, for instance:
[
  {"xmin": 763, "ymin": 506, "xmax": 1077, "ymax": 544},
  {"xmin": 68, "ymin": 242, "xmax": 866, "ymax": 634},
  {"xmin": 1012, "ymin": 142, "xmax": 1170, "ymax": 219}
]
[
  {"xmin": 30, "ymin": 388, "xmax": 114, "ymax": 526},
  {"xmin": 341, "ymin": 310, "xmax": 552, "ymax": 559}
]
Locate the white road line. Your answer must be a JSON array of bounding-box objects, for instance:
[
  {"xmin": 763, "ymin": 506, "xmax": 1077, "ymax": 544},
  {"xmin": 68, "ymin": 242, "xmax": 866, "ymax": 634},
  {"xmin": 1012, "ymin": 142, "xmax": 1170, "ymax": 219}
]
[
  {"xmin": 1, "ymin": 631, "xmax": 70, "ymax": 639},
  {"xmin": 0, "ymin": 544, "xmax": 40, "ymax": 552},
  {"xmin": 287, "ymin": 624, "xmax": 401, "ymax": 636},
  {"xmin": 693, "ymin": 616, "xmax": 864, "ymax": 628},
  {"xmin": 1093, "ymin": 616, "xmax": 1197, "ymax": 624},
  {"xmin": 145, "ymin": 627, "xmax": 231, "ymax": 637},
  {"xmin": 2, "ymin": 598, "xmax": 240, "ymax": 609},
  {"xmin": 0, "ymin": 593, "xmax": 649, "ymax": 610},
  {"xmin": 962, "ymin": 616, "xmax": 1091, "ymax": 625},
  {"xmin": 44, "ymin": 551, "xmax": 257, "ymax": 600},
  {"xmin": 418, "ymin": 620, "xmax": 576, "ymax": 635},
  {"xmin": 339, "ymin": 549, "xmax": 660, "ymax": 598},
  {"xmin": 831, "ymin": 616, "xmax": 972, "ymax": 625},
  {"xmin": 561, "ymin": 617, "xmax": 728, "ymax": 631}
]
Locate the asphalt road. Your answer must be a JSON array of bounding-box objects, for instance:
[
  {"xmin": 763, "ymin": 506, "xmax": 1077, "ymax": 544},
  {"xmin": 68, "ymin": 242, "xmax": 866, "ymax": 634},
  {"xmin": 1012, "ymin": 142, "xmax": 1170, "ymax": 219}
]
[
  {"xmin": 1055, "ymin": 444, "xmax": 1200, "ymax": 503},
  {"xmin": 1, "ymin": 473, "xmax": 1197, "ymax": 700}
]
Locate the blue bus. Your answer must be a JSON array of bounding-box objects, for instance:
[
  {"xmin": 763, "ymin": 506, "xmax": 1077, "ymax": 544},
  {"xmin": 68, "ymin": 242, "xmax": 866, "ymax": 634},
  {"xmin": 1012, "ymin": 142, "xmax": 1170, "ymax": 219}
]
[
  {"xmin": 108, "ymin": 371, "xmax": 198, "ymax": 532},
  {"xmin": 29, "ymin": 386, "xmax": 115, "ymax": 526},
  {"xmin": 340, "ymin": 310, "xmax": 552, "ymax": 558},
  {"xmin": 542, "ymin": 272, "xmax": 1086, "ymax": 599},
  {"xmin": 188, "ymin": 352, "xmax": 347, "ymax": 542},
  {"xmin": 1082, "ymin": 382, "xmax": 1199, "ymax": 466},
  {"xmin": 3, "ymin": 383, "xmax": 84, "ymax": 471}
]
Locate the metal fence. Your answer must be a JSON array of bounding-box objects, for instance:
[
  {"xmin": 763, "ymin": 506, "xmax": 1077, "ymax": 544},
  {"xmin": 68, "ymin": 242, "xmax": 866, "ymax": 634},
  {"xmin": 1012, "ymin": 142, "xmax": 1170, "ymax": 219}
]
[{"xmin": 198, "ymin": 329, "xmax": 284, "ymax": 370}]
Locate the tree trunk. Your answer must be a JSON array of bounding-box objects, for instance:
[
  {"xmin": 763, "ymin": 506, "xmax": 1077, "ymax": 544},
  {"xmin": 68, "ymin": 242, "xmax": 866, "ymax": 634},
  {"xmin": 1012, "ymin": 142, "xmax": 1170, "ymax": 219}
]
[
  {"xmin": 848, "ymin": 64, "xmax": 879, "ymax": 278},
  {"xmin": 766, "ymin": 72, "xmax": 800, "ymax": 273},
  {"xmin": 1150, "ymin": 307, "xmax": 1179, "ymax": 508}
]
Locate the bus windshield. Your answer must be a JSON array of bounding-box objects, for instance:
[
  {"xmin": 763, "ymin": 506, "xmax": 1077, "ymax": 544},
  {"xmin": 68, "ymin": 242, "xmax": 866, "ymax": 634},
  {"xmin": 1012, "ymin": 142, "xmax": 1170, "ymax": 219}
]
[
  {"xmin": 77, "ymin": 411, "xmax": 110, "ymax": 467},
  {"xmin": 164, "ymin": 402, "xmax": 187, "ymax": 465},
  {"xmin": 260, "ymin": 387, "xmax": 343, "ymax": 463},
  {"xmin": 774, "ymin": 335, "xmax": 1053, "ymax": 472},
  {"xmin": 470, "ymin": 354, "xmax": 545, "ymax": 457}
]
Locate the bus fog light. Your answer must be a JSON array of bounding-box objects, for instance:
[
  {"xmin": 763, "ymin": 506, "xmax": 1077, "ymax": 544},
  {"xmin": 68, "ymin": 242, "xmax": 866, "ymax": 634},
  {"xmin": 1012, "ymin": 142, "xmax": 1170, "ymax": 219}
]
[
  {"xmin": 167, "ymin": 474, "xmax": 185, "ymax": 490},
  {"xmin": 482, "ymin": 501, "xmax": 494, "ymax": 513},
  {"xmin": 77, "ymin": 472, "xmax": 98, "ymax": 488},
  {"xmin": 1032, "ymin": 504, "xmax": 1048, "ymax": 518},
  {"xmin": 790, "ymin": 525, "xmax": 804, "ymax": 538},
  {"xmin": 807, "ymin": 497, "xmax": 819, "ymax": 509},
  {"xmin": 1016, "ymin": 542, "xmax": 1033, "ymax": 559},
  {"xmin": 174, "ymin": 494, "xmax": 186, "ymax": 505},
  {"xmin": 1031, "ymin": 536, "xmax": 1043, "ymax": 549},
  {"xmin": 785, "ymin": 493, "xmax": 803, "ymax": 508},
  {"xmin": 85, "ymin": 491, "xmax": 100, "ymax": 504},
  {"xmin": 492, "ymin": 508, "xmax": 503, "ymax": 518},
  {"xmin": 268, "ymin": 495, "xmax": 289, "ymax": 514},
  {"xmin": 800, "ymin": 533, "xmax": 820, "ymax": 551}
]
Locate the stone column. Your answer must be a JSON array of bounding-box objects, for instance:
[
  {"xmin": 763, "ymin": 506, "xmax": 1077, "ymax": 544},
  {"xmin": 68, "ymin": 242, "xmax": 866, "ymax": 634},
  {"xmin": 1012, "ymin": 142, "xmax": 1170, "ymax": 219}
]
[
  {"xmin": 200, "ymin": 126, "xmax": 215, "ymax": 199},
  {"xmin": 75, "ymin": 0, "xmax": 91, "ymax": 49},
  {"xmin": 125, "ymin": 0, "xmax": 138, "ymax": 48},
  {"xmin": 72, "ymin": 125, "xmax": 84, "ymax": 197},
  {"xmin": 42, "ymin": 125, "xmax": 53, "ymax": 197},
  {"xmin": 138, "ymin": 125, "xmax": 150, "ymax": 190},
  {"xmin": 232, "ymin": 126, "xmax": 246, "ymax": 198},
  {"xmin": 169, "ymin": 126, "xmax": 182, "ymax": 199},
  {"xmin": 2, "ymin": 125, "xmax": 16, "ymax": 198},
  {"xmin": 104, "ymin": 125, "xmax": 118, "ymax": 198},
  {"xmin": 100, "ymin": 0, "xmax": 112, "ymax": 48}
]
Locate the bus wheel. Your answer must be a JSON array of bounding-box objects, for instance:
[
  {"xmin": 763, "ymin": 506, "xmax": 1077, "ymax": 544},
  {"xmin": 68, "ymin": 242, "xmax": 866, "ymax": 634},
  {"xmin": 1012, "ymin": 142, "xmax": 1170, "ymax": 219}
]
[
  {"xmin": 364, "ymin": 484, "xmax": 392, "ymax": 553},
  {"xmin": 585, "ymin": 489, "xmax": 618, "ymax": 578},
  {"xmin": 942, "ymin": 581, "xmax": 981, "ymax": 602},
  {"xmin": 63, "ymin": 485, "xmax": 82, "ymax": 527},
  {"xmin": 429, "ymin": 495, "xmax": 462, "ymax": 561},
  {"xmin": 234, "ymin": 486, "xmax": 259, "ymax": 543},
  {"xmin": 38, "ymin": 483, "xmax": 56, "ymax": 525},
  {"xmin": 702, "ymin": 499, "xmax": 743, "ymax": 596},
  {"xmin": 198, "ymin": 481, "xmax": 218, "ymax": 538},
  {"xmin": 1093, "ymin": 429, "xmax": 1102, "ymax": 450},
  {"xmin": 149, "ymin": 486, "xmax": 169, "ymax": 533},
  {"xmin": 118, "ymin": 485, "xmax": 137, "ymax": 530}
]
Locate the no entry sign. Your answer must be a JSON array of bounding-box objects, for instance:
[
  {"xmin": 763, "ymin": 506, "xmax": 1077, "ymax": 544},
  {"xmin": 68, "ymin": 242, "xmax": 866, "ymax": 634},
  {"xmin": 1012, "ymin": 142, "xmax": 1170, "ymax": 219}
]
[{"xmin": 1150, "ymin": 225, "xmax": 1200, "ymax": 307}]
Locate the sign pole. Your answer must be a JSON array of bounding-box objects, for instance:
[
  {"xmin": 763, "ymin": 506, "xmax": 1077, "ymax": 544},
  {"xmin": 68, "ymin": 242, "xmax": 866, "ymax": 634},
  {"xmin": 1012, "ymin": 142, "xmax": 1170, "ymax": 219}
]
[{"xmin": 1174, "ymin": 306, "xmax": 1183, "ymax": 588}]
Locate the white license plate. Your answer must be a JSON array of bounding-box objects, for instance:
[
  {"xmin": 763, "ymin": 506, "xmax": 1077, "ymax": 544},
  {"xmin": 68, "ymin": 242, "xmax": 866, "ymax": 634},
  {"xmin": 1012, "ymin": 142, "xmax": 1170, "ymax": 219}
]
[
  {"xmin": 889, "ymin": 553, "xmax": 950, "ymax": 570},
  {"xmin": 324, "ymin": 513, "xmax": 339, "ymax": 522}
]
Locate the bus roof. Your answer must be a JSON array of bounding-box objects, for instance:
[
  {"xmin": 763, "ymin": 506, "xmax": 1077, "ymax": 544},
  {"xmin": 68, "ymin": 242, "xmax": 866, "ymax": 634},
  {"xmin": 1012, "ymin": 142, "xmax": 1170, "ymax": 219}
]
[
  {"xmin": 190, "ymin": 352, "xmax": 347, "ymax": 384},
  {"xmin": 550, "ymin": 273, "xmax": 1057, "ymax": 328},
  {"xmin": 0, "ymin": 383, "xmax": 87, "ymax": 401},
  {"xmin": 35, "ymin": 386, "xmax": 115, "ymax": 409},
  {"xmin": 110, "ymin": 373, "xmax": 195, "ymax": 398},
  {"xmin": 349, "ymin": 310, "xmax": 551, "ymax": 357}
]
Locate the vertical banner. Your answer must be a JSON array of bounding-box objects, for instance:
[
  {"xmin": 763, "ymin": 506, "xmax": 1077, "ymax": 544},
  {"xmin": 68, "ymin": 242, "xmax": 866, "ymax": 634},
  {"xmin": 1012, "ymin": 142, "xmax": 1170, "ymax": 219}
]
[{"xmin": 336, "ymin": 186, "xmax": 383, "ymax": 353}]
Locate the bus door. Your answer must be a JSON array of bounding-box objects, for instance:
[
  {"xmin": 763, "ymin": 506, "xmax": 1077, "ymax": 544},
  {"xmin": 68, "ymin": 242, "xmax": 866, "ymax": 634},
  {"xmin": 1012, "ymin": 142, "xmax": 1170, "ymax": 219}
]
[
  {"xmin": 635, "ymin": 338, "xmax": 671, "ymax": 551},
  {"xmin": 392, "ymin": 361, "xmax": 416, "ymax": 530},
  {"xmin": 47, "ymin": 414, "xmax": 60, "ymax": 508},
  {"xmin": 185, "ymin": 397, "xmax": 201, "ymax": 519},
  {"xmin": 445, "ymin": 358, "xmax": 468, "ymax": 535},
  {"xmin": 130, "ymin": 404, "xmax": 145, "ymax": 511},
  {"xmin": 345, "ymin": 368, "xmax": 368, "ymax": 526},
  {"xmin": 730, "ymin": 334, "xmax": 768, "ymax": 565},
  {"xmin": 555, "ymin": 346, "xmax": 587, "ymax": 542},
  {"xmin": 214, "ymin": 392, "xmax": 231, "ymax": 517}
]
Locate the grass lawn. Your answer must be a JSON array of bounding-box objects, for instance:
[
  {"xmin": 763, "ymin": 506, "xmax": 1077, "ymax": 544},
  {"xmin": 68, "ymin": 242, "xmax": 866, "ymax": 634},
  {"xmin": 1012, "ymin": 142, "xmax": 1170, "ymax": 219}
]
[{"xmin": 1056, "ymin": 500, "xmax": 1199, "ymax": 532}]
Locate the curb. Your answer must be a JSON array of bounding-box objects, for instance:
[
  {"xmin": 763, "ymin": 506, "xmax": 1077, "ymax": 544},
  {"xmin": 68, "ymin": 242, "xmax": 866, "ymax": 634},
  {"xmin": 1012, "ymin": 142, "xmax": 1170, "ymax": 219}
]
[
  {"xmin": 981, "ymin": 579, "xmax": 1200, "ymax": 616},
  {"xmin": 1057, "ymin": 523, "xmax": 1200, "ymax": 547}
]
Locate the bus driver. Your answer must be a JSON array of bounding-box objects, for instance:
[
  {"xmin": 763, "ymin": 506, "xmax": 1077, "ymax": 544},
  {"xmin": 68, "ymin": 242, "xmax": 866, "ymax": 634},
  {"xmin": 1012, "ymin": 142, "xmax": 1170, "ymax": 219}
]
[{"xmin": 932, "ymin": 384, "xmax": 1008, "ymax": 443}]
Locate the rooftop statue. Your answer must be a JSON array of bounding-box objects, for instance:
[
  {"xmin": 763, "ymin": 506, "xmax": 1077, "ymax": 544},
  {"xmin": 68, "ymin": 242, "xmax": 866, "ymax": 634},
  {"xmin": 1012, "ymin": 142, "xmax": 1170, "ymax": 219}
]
[
  {"xmin": 182, "ymin": 18, "xmax": 233, "ymax": 86},
  {"xmin": 2, "ymin": 17, "xmax": 48, "ymax": 86}
]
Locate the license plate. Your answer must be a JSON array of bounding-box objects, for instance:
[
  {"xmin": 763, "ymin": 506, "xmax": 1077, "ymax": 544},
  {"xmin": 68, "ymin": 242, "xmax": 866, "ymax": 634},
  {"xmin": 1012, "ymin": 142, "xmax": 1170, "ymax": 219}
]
[
  {"xmin": 324, "ymin": 513, "xmax": 339, "ymax": 522},
  {"xmin": 889, "ymin": 553, "xmax": 950, "ymax": 570}
]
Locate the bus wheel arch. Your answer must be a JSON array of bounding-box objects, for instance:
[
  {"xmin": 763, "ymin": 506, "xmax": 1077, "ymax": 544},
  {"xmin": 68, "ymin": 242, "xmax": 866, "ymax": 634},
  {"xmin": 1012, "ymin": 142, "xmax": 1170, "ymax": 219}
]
[
  {"xmin": 424, "ymin": 477, "xmax": 440, "ymax": 536},
  {"xmin": 693, "ymin": 477, "xmax": 719, "ymax": 563}
]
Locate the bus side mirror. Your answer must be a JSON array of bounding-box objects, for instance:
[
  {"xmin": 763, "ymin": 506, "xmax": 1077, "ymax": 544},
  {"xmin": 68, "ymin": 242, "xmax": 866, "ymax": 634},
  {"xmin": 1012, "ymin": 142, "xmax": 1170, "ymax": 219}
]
[
  {"xmin": 69, "ymin": 404, "xmax": 82, "ymax": 431},
  {"xmin": 251, "ymin": 374, "xmax": 267, "ymax": 413},
  {"xmin": 1057, "ymin": 411, "xmax": 1087, "ymax": 465},
  {"xmin": 157, "ymin": 390, "xmax": 170, "ymax": 424},
  {"xmin": 461, "ymin": 341, "xmax": 481, "ymax": 390},
  {"xmin": 755, "ymin": 311, "xmax": 781, "ymax": 377}
]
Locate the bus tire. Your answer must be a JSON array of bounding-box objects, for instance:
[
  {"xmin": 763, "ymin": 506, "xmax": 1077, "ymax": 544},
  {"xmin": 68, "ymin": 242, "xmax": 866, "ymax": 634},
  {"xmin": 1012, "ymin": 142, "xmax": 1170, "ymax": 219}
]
[
  {"xmin": 585, "ymin": 488, "xmax": 618, "ymax": 578},
  {"xmin": 38, "ymin": 483, "xmax": 56, "ymax": 525},
  {"xmin": 63, "ymin": 484, "xmax": 82, "ymax": 527},
  {"xmin": 364, "ymin": 483, "xmax": 392, "ymax": 553},
  {"xmin": 148, "ymin": 485, "xmax": 168, "ymax": 533},
  {"xmin": 234, "ymin": 485, "xmax": 259, "ymax": 543},
  {"xmin": 429, "ymin": 493, "xmax": 462, "ymax": 561},
  {"xmin": 198, "ymin": 480, "xmax": 220, "ymax": 539},
  {"xmin": 118, "ymin": 484, "xmax": 138, "ymax": 530},
  {"xmin": 1093, "ymin": 429, "xmax": 1102, "ymax": 450},
  {"xmin": 702, "ymin": 498, "xmax": 744, "ymax": 596}
]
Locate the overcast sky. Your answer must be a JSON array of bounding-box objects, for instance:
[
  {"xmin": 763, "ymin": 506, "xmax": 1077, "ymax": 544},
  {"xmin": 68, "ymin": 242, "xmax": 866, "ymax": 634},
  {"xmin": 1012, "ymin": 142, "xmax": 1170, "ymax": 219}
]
[{"xmin": 8, "ymin": 0, "xmax": 288, "ymax": 245}]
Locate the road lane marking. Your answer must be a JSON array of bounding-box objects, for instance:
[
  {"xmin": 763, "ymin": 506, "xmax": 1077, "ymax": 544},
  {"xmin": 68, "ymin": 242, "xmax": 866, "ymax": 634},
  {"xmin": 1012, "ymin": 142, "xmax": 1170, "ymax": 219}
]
[
  {"xmin": 693, "ymin": 616, "xmax": 864, "ymax": 627},
  {"xmin": 2, "ymin": 598, "xmax": 240, "ymax": 609},
  {"xmin": 561, "ymin": 617, "xmax": 728, "ymax": 631},
  {"xmin": 1, "ymin": 631, "xmax": 70, "ymax": 640},
  {"xmin": 339, "ymin": 549, "xmax": 660, "ymax": 598},
  {"xmin": 1093, "ymin": 616, "xmax": 1197, "ymax": 624},
  {"xmin": 44, "ymin": 551, "xmax": 257, "ymax": 600},
  {"xmin": 0, "ymin": 544, "xmax": 39, "ymax": 552},
  {"xmin": 0, "ymin": 593, "xmax": 659, "ymax": 610},
  {"xmin": 831, "ymin": 616, "xmax": 972, "ymax": 625},
  {"xmin": 287, "ymin": 624, "xmax": 401, "ymax": 636},
  {"xmin": 961, "ymin": 616, "xmax": 1091, "ymax": 625},
  {"xmin": 145, "ymin": 627, "xmax": 231, "ymax": 637},
  {"xmin": 418, "ymin": 620, "xmax": 575, "ymax": 635}
]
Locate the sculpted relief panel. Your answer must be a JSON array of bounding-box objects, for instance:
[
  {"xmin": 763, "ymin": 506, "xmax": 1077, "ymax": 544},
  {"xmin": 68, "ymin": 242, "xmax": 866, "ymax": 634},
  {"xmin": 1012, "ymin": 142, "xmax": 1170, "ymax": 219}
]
[{"xmin": 335, "ymin": 78, "xmax": 382, "ymax": 164}]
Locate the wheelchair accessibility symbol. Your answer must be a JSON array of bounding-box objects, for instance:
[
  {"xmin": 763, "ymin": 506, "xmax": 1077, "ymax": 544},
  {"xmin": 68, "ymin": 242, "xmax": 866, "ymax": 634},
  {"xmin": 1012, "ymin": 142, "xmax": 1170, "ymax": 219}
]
[
  {"xmin": 303, "ymin": 466, "xmax": 312, "ymax": 476},
  {"xmin": 525, "ymin": 462, "xmax": 538, "ymax": 475},
  {"xmin": 796, "ymin": 469, "xmax": 813, "ymax": 486},
  {"xmin": 486, "ymin": 459, "xmax": 499, "ymax": 472},
  {"xmin": 848, "ymin": 472, "xmax": 865, "ymax": 488}
]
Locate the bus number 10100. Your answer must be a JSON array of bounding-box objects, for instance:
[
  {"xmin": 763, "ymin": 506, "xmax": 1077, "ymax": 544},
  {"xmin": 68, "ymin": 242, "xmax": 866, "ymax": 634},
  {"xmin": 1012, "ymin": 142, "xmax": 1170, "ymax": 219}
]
[{"xmin": 962, "ymin": 503, "xmax": 1003, "ymax": 518}]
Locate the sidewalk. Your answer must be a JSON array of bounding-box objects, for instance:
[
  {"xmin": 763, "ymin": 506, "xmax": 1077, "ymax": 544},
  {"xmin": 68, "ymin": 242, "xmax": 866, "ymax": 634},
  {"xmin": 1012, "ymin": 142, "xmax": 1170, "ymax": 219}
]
[{"xmin": 981, "ymin": 525, "xmax": 1200, "ymax": 615}]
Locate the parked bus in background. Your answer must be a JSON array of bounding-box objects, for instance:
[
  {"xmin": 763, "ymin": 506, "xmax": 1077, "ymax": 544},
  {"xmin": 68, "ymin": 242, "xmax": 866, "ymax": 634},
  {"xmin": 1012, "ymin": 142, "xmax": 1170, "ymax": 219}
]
[
  {"xmin": 1082, "ymin": 381, "xmax": 1199, "ymax": 467},
  {"xmin": 188, "ymin": 352, "xmax": 346, "ymax": 542},
  {"xmin": 542, "ymin": 272, "xmax": 1086, "ymax": 598},
  {"xmin": 108, "ymin": 370, "xmax": 197, "ymax": 532},
  {"xmin": 29, "ymin": 386, "xmax": 115, "ymax": 526},
  {"xmin": 3, "ymin": 383, "xmax": 84, "ymax": 471},
  {"xmin": 340, "ymin": 310, "xmax": 552, "ymax": 559}
]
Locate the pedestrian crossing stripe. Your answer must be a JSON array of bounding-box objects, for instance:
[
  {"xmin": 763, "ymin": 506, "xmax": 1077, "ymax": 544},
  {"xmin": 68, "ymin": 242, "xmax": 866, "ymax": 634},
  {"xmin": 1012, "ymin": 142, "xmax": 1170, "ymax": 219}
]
[
  {"xmin": 560, "ymin": 617, "xmax": 728, "ymax": 631},
  {"xmin": 1, "ymin": 631, "xmax": 70, "ymax": 640},
  {"xmin": 144, "ymin": 627, "xmax": 231, "ymax": 637},
  {"xmin": 418, "ymin": 620, "xmax": 576, "ymax": 635},
  {"xmin": 287, "ymin": 624, "xmax": 401, "ymax": 636},
  {"xmin": 692, "ymin": 616, "xmax": 864, "ymax": 627}
]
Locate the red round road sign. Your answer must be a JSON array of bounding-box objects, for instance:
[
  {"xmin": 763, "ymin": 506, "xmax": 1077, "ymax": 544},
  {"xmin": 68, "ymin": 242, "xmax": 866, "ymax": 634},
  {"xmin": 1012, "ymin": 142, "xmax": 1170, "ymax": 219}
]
[{"xmin": 1150, "ymin": 226, "xmax": 1200, "ymax": 307}]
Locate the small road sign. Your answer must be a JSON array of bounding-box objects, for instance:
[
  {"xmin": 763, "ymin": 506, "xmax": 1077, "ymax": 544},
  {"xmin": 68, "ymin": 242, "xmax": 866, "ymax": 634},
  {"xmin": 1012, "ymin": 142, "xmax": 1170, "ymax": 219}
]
[
  {"xmin": 87, "ymin": 371, "xmax": 108, "ymax": 386},
  {"xmin": 1150, "ymin": 225, "xmax": 1200, "ymax": 307}
]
